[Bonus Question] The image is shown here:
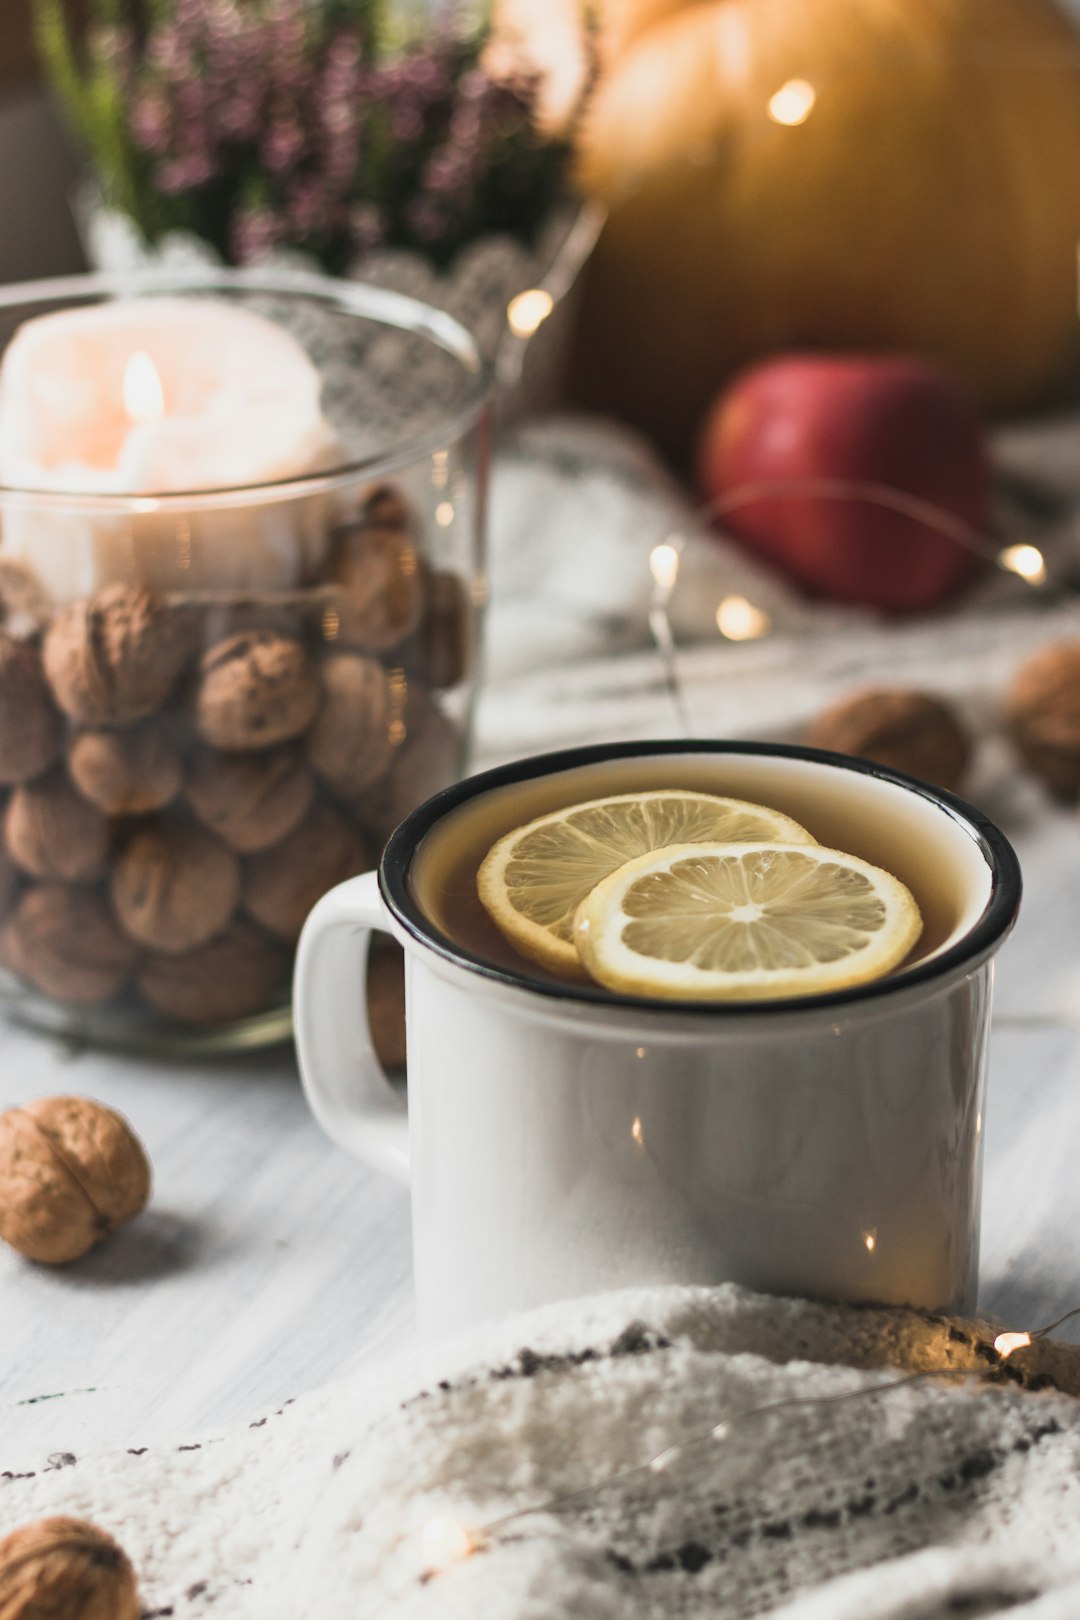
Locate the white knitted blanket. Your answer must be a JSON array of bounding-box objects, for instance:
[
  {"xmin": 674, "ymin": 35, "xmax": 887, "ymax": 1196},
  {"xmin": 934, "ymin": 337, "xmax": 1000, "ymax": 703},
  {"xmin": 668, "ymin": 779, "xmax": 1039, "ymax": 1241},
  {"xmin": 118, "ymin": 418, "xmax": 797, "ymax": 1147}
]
[{"xmin": 5, "ymin": 1283, "xmax": 1080, "ymax": 1620}]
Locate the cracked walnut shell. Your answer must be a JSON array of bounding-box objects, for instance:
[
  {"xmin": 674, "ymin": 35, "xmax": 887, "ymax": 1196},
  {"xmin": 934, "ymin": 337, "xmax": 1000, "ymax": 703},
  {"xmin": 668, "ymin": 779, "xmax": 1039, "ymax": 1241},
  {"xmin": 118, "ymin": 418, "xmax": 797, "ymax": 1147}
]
[
  {"xmin": 0, "ymin": 1517, "xmax": 139, "ymax": 1620},
  {"xmin": 43, "ymin": 584, "xmax": 194, "ymax": 726},
  {"xmin": 0, "ymin": 1096, "xmax": 151, "ymax": 1264},
  {"xmin": 806, "ymin": 688, "xmax": 972, "ymax": 793},
  {"xmin": 196, "ymin": 630, "xmax": 321, "ymax": 751},
  {"xmin": 1006, "ymin": 640, "xmax": 1080, "ymax": 796}
]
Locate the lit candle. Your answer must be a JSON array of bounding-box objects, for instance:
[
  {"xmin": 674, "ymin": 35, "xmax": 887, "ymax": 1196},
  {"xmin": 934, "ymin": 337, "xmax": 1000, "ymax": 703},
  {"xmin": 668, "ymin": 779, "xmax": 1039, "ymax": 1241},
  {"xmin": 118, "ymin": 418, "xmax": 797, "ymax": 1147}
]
[{"xmin": 0, "ymin": 298, "xmax": 343, "ymax": 601}]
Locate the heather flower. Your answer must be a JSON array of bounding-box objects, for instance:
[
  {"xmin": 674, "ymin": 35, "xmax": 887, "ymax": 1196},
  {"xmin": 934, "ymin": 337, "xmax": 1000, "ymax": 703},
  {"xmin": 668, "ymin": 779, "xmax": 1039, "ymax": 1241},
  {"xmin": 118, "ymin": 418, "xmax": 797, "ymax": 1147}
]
[{"xmin": 38, "ymin": 0, "xmax": 582, "ymax": 273}]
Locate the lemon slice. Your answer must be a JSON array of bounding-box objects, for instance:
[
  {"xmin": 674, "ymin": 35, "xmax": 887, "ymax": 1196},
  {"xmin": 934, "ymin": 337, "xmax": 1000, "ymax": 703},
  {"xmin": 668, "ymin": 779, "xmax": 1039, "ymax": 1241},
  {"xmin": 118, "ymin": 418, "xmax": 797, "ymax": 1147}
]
[
  {"xmin": 477, "ymin": 792, "xmax": 816, "ymax": 977},
  {"xmin": 574, "ymin": 841, "xmax": 922, "ymax": 1001}
]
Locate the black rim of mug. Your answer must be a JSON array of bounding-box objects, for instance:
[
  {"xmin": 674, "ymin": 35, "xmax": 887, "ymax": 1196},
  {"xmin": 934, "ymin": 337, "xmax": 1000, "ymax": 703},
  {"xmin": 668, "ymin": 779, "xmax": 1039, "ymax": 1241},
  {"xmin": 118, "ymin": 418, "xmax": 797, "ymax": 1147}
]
[{"xmin": 379, "ymin": 739, "xmax": 1023, "ymax": 1017}]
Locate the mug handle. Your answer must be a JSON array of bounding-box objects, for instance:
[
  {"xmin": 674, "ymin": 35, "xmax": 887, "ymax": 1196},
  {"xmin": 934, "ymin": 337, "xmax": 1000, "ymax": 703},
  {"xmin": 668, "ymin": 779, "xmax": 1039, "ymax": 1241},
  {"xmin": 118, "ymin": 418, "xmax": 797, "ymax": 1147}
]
[{"xmin": 294, "ymin": 870, "xmax": 410, "ymax": 1185}]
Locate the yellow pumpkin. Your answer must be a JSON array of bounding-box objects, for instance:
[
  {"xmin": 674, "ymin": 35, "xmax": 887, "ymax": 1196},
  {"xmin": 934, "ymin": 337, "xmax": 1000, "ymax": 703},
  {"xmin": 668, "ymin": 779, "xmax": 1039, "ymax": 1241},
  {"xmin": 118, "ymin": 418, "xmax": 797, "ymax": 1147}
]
[{"xmin": 555, "ymin": 0, "xmax": 1080, "ymax": 459}]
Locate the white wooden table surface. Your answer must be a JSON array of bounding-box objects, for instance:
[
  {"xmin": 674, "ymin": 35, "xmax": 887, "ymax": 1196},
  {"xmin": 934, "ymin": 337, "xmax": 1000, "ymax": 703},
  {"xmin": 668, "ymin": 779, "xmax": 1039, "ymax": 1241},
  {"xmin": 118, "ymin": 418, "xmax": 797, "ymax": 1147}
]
[{"xmin": 2, "ymin": 751, "xmax": 1079, "ymax": 1469}]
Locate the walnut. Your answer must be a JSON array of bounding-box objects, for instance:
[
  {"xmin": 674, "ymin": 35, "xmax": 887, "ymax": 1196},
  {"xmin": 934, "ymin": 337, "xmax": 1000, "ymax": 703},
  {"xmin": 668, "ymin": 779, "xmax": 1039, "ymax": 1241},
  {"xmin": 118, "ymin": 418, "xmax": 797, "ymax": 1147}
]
[
  {"xmin": 327, "ymin": 522, "xmax": 424, "ymax": 652},
  {"xmin": 0, "ymin": 558, "xmax": 52, "ymax": 641},
  {"xmin": 0, "ymin": 633, "xmax": 62, "ymax": 786},
  {"xmin": 361, "ymin": 687, "xmax": 462, "ymax": 844},
  {"xmin": 1005, "ymin": 640, "xmax": 1080, "ymax": 797},
  {"xmin": 360, "ymin": 482, "xmax": 410, "ymax": 528},
  {"xmin": 43, "ymin": 584, "xmax": 194, "ymax": 726},
  {"xmin": 6, "ymin": 768, "xmax": 109, "ymax": 881},
  {"xmin": 195, "ymin": 630, "xmax": 320, "ymax": 751},
  {"xmin": 138, "ymin": 919, "xmax": 289, "ymax": 1026},
  {"xmin": 367, "ymin": 940, "xmax": 406, "ymax": 1073},
  {"xmin": 416, "ymin": 568, "xmax": 471, "ymax": 690},
  {"xmin": 0, "ymin": 843, "xmax": 19, "ymax": 921},
  {"xmin": 68, "ymin": 726, "xmax": 182, "ymax": 816},
  {"xmin": 0, "ymin": 1517, "xmax": 139, "ymax": 1620},
  {"xmin": 806, "ymin": 688, "xmax": 972, "ymax": 793},
  {"xmin": 186, "ymin": 745, "xmax": 314, "ymax": 853},
  {"xmin": 308, "ymin": 655, "xmax": 400, "ymax": 803},
  {"xmin": 0, "ymin": 1098, "xmax": 151, "ymax": 1264},
  {"xmin": 3, "ymin": 887, "xmax": 136, "ymax": 1005},
  {"xmin": 244, "ymin": 800, "xmax": 370, "ymax": 941},
  {"xmin": 111, "ymin": 822, "xmax": 239, "ymax": 954}
]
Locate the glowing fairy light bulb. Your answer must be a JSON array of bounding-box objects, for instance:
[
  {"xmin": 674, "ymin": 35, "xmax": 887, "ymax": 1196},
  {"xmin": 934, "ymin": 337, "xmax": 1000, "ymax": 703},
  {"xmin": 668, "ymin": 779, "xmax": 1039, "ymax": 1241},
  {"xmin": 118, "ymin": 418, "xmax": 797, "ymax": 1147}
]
[
  {"xmin": 420, "ymin": 1516, "xmax": 474, "ymax": 1573},
  {"xmin": 993, "ymin": 1330, "xmax": 1033, "ymax": 1360},
  {"xmin": 767, "ymin": 79, "xmax": 816, "ymax": 126},
  {"xmin": 649, "ymin": 542, "xmax": 681, "ymax": 593},
  {"xmin": 507, "ymin": 289, "xmax": 554, "ymax": 338},
  {"xmin": 998, "ymin": 543, "xmax": 1047, "ymax": 585},
  {"xmin": 716, "ymin": 594, "xmax": 771, "ymax": 641}
]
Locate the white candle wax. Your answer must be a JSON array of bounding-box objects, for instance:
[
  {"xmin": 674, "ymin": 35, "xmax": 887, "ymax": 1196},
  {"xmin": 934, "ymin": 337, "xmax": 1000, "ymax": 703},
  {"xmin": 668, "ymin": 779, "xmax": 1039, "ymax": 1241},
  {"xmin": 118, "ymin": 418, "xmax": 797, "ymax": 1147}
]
[{"xmin": 0, "ymin": 298, "xmax": 344, "ymax": 602}]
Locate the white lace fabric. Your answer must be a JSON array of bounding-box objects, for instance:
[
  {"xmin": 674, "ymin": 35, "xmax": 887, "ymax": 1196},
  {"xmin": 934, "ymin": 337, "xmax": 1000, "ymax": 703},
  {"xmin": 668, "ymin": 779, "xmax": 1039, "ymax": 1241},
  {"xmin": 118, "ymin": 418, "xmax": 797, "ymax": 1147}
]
[{"xmin": 4, "ymin": 1284, "xmax": 1080, "ymax": 1619}]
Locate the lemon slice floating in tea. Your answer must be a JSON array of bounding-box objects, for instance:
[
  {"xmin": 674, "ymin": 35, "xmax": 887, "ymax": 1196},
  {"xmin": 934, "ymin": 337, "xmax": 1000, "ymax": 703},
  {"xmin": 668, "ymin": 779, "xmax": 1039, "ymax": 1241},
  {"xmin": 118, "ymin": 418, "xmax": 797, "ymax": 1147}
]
[
  {"xmin": 477, "ymin": 792, "xmax": 816, "ymax": 977},
  {"xmin": 574, "ymin": 841, "xmax": 922, "ymax": 1001}
]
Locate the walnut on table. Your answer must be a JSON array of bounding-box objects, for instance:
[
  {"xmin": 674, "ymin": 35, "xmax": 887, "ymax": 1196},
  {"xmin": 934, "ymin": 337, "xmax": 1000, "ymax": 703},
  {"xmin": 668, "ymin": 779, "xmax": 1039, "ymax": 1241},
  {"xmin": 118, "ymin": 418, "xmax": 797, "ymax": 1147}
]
[
  {"xmin": 1005, "ymin": 640, "xmax": 1080, "ymax": 797},
  {"xmin": 0, "ymin": 1095, "xmax": 150, "ymax": 1265},
  {"xmin": 806, "ymin": 687, "xmax": 972, "ymax": 793}
]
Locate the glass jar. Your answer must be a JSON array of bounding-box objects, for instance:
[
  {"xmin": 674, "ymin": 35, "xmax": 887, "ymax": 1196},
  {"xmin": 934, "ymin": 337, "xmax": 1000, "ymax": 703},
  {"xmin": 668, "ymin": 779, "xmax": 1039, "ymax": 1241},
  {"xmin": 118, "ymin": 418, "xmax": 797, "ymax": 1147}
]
[{"xmin": 0, "ymin": 270, "xmax": 490, "ymax": 1052}]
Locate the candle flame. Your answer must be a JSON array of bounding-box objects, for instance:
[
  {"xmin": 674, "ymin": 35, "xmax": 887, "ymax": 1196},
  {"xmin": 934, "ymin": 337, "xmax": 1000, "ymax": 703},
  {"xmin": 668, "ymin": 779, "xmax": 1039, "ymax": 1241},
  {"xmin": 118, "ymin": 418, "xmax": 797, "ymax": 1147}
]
[
  {"xmin": 123, "ymin": 350, "xmax": 165, "ymax": 425},
  {"xmin": 993, "ymin": 1330, "xmax": 1033, "ymax": 1360}
]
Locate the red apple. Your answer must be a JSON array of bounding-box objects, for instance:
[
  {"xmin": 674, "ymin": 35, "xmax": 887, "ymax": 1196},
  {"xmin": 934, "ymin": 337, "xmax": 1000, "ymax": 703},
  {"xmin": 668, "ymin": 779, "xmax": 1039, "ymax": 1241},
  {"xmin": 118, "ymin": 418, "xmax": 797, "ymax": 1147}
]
[{"xmin": 696, "ymin": 355, "xmax": 990, "ymax": 614}]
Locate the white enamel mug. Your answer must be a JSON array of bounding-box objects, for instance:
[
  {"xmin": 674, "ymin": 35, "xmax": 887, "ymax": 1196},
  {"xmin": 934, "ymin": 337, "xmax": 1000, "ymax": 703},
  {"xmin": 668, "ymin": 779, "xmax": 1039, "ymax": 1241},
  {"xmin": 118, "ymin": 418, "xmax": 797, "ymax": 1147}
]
[{"xmin": 294, "ymin": 741, "xmax": 1021, "ymax": 1336}]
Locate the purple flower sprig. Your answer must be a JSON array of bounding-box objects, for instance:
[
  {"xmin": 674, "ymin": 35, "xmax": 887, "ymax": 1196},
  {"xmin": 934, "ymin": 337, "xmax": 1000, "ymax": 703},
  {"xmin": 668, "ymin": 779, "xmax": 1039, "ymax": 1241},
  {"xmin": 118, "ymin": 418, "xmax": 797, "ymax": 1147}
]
[{"xmin": 39, "ymin": 0, "xmax": 578, "ymax": 273}]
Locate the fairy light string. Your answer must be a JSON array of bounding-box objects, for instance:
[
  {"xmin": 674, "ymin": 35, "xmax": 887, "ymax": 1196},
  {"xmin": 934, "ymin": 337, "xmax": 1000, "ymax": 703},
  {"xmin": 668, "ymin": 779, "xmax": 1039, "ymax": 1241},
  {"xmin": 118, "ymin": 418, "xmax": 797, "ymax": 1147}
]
[{"xmin": 418, "ymin": 1301, "xmax": 1080, "ymax": 1580}]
